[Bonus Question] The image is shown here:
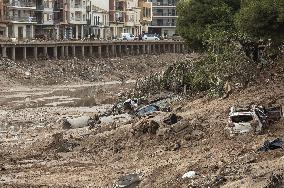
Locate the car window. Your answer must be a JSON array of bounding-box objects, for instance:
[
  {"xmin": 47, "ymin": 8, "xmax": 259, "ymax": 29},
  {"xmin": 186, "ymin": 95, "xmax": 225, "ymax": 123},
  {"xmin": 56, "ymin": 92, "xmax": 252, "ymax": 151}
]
[{"xmin": 231, "ymin": 115, "xmax": 253, "ymax": 123}]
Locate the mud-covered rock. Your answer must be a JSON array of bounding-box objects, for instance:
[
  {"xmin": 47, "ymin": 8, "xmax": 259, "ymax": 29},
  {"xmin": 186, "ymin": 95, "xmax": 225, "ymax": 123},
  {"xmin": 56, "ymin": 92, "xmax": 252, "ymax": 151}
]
[{"xmin": 132, "ymin": 119, "xmax": 160, "ymax": 136}]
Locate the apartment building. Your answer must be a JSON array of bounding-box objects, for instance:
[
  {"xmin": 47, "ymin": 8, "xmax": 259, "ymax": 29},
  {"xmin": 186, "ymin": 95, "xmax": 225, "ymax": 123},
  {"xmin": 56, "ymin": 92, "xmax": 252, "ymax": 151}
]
[
  {"xmin": 34, "ymin": 0, "xmax": 61, "ymax": 39},
  {"xmin": 109, "ymin": 0, "xmax": 125, "ymax": 38},
  {"xmin": 138, "ymin": 0, "xmax": 152, "ymax": 33},
  {"xmin": 0, "ymin": 0, "xmax": 6, "ymax": 38},
  {"xmin": 64, "ymin": 0, "xmax": 87, "ymax": 39},
  {"xmin": 3, "ymin": 0, "xmax": 37, "ymax": 40},
  {"xmin": 147, "ymin": 0, "xmax": 177, "ymax": 37},
  {"xmin": 0, "ymin": 0, "xmax": 175, "ymax": 40},
  {"xmin": 109, "ymin": 0, "xmax": 141, "ymax": 38},
  {"xmin": 86, "ymin": 0, "xmax": 110, "ymax": 39},
  {"xmin": 124, "ymin": 0, "xmax": 141, "ymax": 36}
]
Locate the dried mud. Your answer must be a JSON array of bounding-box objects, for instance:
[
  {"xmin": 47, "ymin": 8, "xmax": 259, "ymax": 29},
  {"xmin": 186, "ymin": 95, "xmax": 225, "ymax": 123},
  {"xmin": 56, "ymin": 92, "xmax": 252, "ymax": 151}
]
[{"xmin": 0, "ymin": 54, "xmax": 284, "ymax": 188}]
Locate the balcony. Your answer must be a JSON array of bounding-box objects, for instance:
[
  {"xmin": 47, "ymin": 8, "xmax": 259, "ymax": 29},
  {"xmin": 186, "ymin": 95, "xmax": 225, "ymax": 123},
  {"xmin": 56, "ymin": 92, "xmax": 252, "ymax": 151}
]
[
  {"xmin": 75, "ymin": 16, "xmax": 82, "ymax": 21},
  {"xmin": 37, "ymin": 19, "xmax": 54, "ymax": 25},
  {"xmin": 152, "ymin": 2, "xmax": 176, "ymax": 7},
  {"xmin": 69, "ymin": 17, "xmax": 86, "ymax": 24},
  {"xmin": 57, "ymin": 2, "xmax": 64, "ymax": 10},
  {"xmin": 153, "ymin": 13, "xmax": 177, "ymax": 17},
  {"xmin": 6, "ymin": 16, "xmax": 37, "ymax": 23},
  {"xmin": 54, "ymin": 3, "xmax": 61, "ymax": 12},
  {"xmin": 74, "ymin": 4, "xmax": 82, "ymax": 8},
  {"xmin": 150, "ymin": 21, "xmax": 176, "ymax": 27},
  {"xmin": 115, "ymin": 17, "xmax": 124, "ymax": 23},
  {"xmin": 125, "ymin": 21, "xmax": 134, "ymax": 27},
  {"xmin": 7, "ymin": 1, "xmax": 36, "ymax": 9}
]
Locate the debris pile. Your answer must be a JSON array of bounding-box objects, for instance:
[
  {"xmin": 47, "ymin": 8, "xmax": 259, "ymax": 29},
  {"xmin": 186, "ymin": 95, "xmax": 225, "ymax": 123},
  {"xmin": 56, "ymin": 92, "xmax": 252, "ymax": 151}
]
[
  {"xmin": 258, "ymin": 138, "xmax": 283, "ymax": 152},
  {"xmin": 1, "ymin": 54, "xmax": 284, "ymax": 187},
  {"xmin": 0, "ymin": 54, "xmax": 189, "ymax": 85}
]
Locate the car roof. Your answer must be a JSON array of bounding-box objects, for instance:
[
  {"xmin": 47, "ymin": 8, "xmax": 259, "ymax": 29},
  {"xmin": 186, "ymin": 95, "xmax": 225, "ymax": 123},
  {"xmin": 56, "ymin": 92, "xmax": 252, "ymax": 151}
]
[{"xmin": 230, "ymin": 112, "xmax": 253, "ymax": 116}]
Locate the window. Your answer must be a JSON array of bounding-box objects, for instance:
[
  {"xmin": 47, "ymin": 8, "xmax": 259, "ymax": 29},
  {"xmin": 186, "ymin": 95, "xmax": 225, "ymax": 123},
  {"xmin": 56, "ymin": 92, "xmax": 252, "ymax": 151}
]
[
  {"xmin": 231, "ymin": 115, "xmax": 253, "ymax": 123},
  {"xmin": 49, "ymin": 14, "xmax": 52, "ymax": 21},
  {"xmin": 44, "ymin": 13, "xmax": 47, "ymax": 21}
]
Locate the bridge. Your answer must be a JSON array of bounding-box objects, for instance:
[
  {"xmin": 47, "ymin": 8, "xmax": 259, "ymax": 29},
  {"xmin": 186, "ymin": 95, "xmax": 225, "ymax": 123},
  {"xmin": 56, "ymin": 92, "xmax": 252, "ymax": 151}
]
[{"xmin": 0, "ymin": 41, "xmax": 187, "ymax": 61}]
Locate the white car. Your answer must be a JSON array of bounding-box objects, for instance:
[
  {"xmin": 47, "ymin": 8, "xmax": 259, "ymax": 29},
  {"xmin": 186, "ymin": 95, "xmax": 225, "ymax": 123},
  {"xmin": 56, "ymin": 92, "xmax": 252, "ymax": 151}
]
[
  {"xmin": 228, "ymin": 107, "xmax": 262, "ymax": 135},
  {"xmin": 227, "ymin": 105, "xmax": 282, "ymax": 135},
  {"xmin": 142, "ymin": 34, "xmax": 160, "ymax": 41},
  {"xmin": 119, "ymin": 33, "xmax": 135, "ymax": 41}
]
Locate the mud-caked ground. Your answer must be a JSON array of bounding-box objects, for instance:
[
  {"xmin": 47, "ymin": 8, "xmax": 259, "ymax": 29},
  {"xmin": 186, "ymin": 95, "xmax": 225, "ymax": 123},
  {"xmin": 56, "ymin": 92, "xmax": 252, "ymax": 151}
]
[{"xmin": 0, "ymin": 54, "xmax": 284, "ymax": 188}]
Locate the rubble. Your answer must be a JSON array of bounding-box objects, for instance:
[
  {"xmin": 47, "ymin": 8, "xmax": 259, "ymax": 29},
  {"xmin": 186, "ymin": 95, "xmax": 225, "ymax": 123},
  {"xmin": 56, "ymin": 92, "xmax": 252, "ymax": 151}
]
[
  {"xmin": 1, "ymin": 54, "xmax": 284, "ymax": 187},
  {"xmin": 115, "ymin": 173, "xmax": 142, "ymax": 188},
  {"xmin": 135, "ymin": 104, "xmax": 159, "ymax": 117},
  {"xmin": 48, "ymin": 132, "xmax": 79, "ymax": 152},
  {"xmin": 0, "ymin": 54, "xmax": 188, "ymax": 85},
  {"xmin": 163, "ymin": 113, "xmax": 182, "ymax": 125},
  {"xmin": 182, "ymin": 171, "xmax": 196, "ymax": 179},
  {"xmin": 0, "ymin": 165, "xmax": 6, "ymax": 171},
  {"xmin": 132, "ymin": 119, "xmax": 160, "ymax": 136},
  {"xmin": 258, "ymin": 138, "xmax": 283, "ymax": 152},
  {"xmin": 62, "ymin": 116, "xmax": 93, "ymax": 129},
  {"xmin": 123, "ymin": 98, "xmax": 139, "ymax": 112}
]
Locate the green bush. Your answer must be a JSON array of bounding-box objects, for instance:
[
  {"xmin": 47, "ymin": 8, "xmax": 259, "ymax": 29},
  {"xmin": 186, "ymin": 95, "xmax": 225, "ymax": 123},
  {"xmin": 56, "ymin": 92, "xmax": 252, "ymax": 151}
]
[{"xmin": 135, "ymin": 42, "xmax": 257, "ymax": 97}]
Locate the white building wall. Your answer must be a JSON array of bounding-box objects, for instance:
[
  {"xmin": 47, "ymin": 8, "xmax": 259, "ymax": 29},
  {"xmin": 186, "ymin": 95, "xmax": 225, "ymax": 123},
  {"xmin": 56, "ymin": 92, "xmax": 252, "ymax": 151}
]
[
  {"xmin": 88, "ymin": 0, "xmax": 109, "ymax": 39},
  {"xmin": 96, "ymin": 0, "xmax": 109, "ymax": 11}
]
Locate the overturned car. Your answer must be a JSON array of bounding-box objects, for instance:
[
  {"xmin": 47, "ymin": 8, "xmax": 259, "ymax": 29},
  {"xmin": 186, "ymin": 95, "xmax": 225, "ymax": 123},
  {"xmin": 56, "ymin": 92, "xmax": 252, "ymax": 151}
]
[{"xmin": 227, "ymin": 105, "xmax": 283, "ymax": 135}]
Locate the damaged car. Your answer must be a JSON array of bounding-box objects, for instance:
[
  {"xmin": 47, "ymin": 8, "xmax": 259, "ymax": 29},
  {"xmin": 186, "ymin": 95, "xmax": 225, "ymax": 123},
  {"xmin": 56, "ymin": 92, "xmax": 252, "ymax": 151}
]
[{"xmin": 227, "ymin": 105, "xmax": 283, "ymax": 135}]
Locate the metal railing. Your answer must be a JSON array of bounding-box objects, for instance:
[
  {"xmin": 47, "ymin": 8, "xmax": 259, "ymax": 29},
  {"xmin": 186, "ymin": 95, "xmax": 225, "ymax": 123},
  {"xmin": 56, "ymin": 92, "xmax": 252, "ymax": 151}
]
[
  {"xmin": 7, "ymin": 1, "xmax": 36, "ymax": 7},
  {"xmin": 151, "ymin": 22, "xmax": 176, "ymax": 26},
  {"xmin": 75, "ymin": 17, "xmax": 82, "ymax": 21},
  {"xmin": 36, "ymin": 5, "xmax": 44, "ymax": 10},
  {"xmin": 6, "ymin": 16, "xmax": 37, "ymax": 22},
  {"xmin": 152, "ymin": 3, "xmax": 176, "ymax": 6},
  {"xmin": 74, "ymin": 4, "xmax": 85, "ymax": 9},
  {"xmin": 153, "ymin": 13, "xmax": 177, "ymax": 16}
]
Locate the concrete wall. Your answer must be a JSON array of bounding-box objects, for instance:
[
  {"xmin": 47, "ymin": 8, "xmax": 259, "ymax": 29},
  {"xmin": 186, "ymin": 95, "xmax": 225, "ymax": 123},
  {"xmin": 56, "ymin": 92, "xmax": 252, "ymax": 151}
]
[{"xmin": 96, "ymin": 0, "xmax": 109, "ymax": 11}]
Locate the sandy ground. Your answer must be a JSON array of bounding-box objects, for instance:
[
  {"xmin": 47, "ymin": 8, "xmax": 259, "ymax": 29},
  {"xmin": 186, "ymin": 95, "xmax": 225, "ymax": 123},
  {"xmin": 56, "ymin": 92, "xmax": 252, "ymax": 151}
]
[{"xmin": 0, "ymin": 54, "xmax": 284, "ymax": 188}]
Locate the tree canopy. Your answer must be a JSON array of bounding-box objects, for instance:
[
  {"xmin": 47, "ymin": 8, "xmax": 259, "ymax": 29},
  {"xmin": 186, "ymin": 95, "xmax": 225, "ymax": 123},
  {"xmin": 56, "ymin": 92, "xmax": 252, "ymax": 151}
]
[
  {"xmin": 177, "ymin": 0, "xmax": 284, "ymax": 50},
  {"xmin": 235, "ymin": 0, "xmax": 284, "ymax": 40},
  {"xmin": 177, "ymin": 0, "xmax": 240, "ymax": 50}
]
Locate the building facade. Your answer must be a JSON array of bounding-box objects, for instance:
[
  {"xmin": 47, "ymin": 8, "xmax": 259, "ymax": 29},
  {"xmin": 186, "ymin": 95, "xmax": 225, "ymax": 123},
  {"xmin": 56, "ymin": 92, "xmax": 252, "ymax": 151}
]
[
  {"xmin": 147, "ymin": 0, "xmax": 177, "ymax": 37},
  {"xmin": 109, "ymin": 0, "xmax": 126, "ymax": 38},
  {"xmin": 0, "ymin": 0, "xmax": 177, "ymax": 40},
  {"xmin": 109, "ymin": 0, "xmax": 142, "ymax": 39},
  {"xmin": 0, "ymin": 0, "xmax": 6, "ymax": 38},
  {"xmin": 3, "ymin": 0, "xmax": 37, "ymax": 40},
  {"xmin": 65, "ymin": 0, "xmax": 87, "ymax": 39},
  {"xmin": 34, "ymin": 0, "xmax": 61, "ymax": 39},
  {"xmin": 124, "ymin": 0, "xmax": 141, "ymax": 36},
  {"xmin": 138, "ymin": 0, "xmax": 152, "ymax": 33},
  {"xmin": 86, "ymin": 0, "xmax": 110, "ymax": 39}
]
